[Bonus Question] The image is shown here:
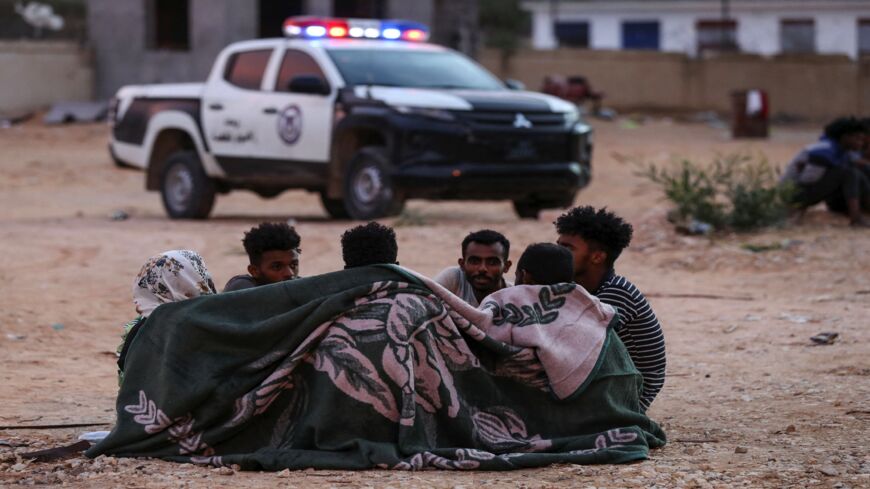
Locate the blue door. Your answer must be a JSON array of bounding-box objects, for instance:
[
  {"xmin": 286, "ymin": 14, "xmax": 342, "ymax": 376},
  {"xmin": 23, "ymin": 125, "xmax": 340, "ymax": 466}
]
[{"xmin": 622, "ymin": 21, "xmax": 660, "ymax": 50}]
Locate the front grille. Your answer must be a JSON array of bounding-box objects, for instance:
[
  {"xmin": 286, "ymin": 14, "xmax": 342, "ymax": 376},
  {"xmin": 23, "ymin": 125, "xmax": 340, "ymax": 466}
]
[{"xmin": 455, "ymin": 111, "xmax": 566, "ymax": 129}]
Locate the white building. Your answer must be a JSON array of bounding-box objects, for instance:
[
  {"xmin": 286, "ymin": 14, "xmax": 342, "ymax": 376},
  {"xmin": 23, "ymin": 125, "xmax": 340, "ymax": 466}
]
[{"xmin": 523, "ymin": 0, "xmax": 870, "ymax": 59}]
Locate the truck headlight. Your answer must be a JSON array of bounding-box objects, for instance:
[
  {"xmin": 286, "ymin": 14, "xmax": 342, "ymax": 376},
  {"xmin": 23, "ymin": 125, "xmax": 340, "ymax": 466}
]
[
  {"xmin": 563, "ymin": 108, "xmax": 580, "ymax": 126},
  {"xmin": 394, "ymin": 106, "xmax": 456, "ymax": 122}
]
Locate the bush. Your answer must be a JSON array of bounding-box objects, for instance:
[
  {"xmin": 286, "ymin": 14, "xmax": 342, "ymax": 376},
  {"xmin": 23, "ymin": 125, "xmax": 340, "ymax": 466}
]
[{"xmin": 636, "ymin": 153, "xmax": 796, "ymax": 232}]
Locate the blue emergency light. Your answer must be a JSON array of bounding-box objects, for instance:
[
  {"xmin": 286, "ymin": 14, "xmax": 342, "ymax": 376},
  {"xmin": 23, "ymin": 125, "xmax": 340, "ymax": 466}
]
[{"xmin": 283, "ymin": 16, "xmax": 429, "ymax": 42}]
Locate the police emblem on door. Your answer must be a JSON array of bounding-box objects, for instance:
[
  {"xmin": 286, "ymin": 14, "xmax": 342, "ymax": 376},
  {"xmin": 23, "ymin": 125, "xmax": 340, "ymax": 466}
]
[{"xmin": 278, "ymin": 105, "xmax": 303, "ymax": 144}]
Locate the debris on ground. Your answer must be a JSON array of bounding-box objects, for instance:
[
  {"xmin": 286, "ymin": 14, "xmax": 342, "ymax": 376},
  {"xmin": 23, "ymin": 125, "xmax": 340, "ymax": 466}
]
[
  {"xmin": 809, "ymin": 332, "xmax": 838, "ymax": 345},
  {"xmin": 0, "ymin": 111, "xmax": 33, "ymax": 128},
  {"xmin": 43, "ymin": 101, "xmax": 108, "ymax": 125}
]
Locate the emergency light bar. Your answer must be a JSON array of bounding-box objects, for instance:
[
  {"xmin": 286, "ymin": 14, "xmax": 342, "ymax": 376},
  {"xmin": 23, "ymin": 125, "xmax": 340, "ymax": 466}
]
[{"xmin": 283, "ymin": 16, "xmax": 429, "ymax": 42}]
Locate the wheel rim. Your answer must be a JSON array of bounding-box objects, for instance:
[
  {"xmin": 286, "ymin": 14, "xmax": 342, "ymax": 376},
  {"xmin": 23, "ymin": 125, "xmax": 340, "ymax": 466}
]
[
  {"xmin": 351, "ymin": 165, "xmax": 383, "ymax": 207},
  {"xmin": 165, "ymin": 163, "xmax": 194, "ymax": 211}
]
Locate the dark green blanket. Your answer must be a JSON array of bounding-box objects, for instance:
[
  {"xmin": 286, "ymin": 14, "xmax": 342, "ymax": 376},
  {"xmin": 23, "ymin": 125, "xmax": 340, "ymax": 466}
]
[{"xmin": 88, "ymin": 265, "xmax": 665, "ymax": 470}]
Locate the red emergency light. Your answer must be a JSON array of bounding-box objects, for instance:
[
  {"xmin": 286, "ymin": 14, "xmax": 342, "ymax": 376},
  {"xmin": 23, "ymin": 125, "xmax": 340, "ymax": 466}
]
[{"xmin": 283, "ymin": 16, "xmax": 430, "ymax": 42}]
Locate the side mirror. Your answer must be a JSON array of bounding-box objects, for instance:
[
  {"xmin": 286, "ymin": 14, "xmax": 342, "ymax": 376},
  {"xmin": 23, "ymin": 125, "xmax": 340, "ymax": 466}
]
[
  {"xmin": 504, "ymin": 79, "xmax": 526, "ymax": 91},
  {"xmin": 288, "ymin": 75, "xmax": 330, "ymax": 95}
]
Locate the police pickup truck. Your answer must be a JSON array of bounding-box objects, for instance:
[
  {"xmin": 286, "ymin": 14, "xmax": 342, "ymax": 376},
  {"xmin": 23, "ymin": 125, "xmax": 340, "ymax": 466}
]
[{"xmin": 109, "ymin": 17, "xmax": 593, "ymax": 220}]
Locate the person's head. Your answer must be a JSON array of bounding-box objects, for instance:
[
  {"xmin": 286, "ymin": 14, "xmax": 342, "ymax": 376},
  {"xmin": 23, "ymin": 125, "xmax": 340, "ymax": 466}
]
[
  {"xmin": 458, "ymin": 229, "xmax": 512, "ymax": 294},
  {"xmin": 515, "ymin": 243, "xmax": 574, "ymax": 286},
  {"xmin": 554, "ymin": 206, "xmax": 633, "ymax": 279},
  {"xmin": 823, "ymin": 117, "xmax": 866, "ymax": 151},
  {"xmin": 341, "ymin": 221, "xmax": 398, "ymax": 269},
  {"xmin": 242, "ymin": 222, "xmax": 301, "ymax": 285},
  {"xmin": 133, "ymin": 250, "xmax": 216, "ymax": 318}
]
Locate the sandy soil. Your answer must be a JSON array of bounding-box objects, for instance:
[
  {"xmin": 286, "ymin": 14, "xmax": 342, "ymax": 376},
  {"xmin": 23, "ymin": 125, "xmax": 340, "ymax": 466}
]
[{"xmin": 0, "ymin": 118, "xmax": 868, "ymax": 488}]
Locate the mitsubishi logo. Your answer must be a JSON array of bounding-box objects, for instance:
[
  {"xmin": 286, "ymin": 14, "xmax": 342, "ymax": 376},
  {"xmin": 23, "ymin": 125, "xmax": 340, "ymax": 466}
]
[{"xmin": 513, "ymin": 113, "xmax": 532, "ymax": 129}]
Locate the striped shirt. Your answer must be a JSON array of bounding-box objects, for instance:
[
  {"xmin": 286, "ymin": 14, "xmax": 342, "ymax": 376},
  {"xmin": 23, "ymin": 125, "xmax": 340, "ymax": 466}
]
[{"xmin": 594, "ymin": 270, "xmax": 666, "ymax": 411}]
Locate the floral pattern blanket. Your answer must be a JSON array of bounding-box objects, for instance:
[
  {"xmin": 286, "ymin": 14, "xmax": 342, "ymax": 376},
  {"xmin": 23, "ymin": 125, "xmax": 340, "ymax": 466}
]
[{"xmin": 87, "ymin": 265, "xmax": 665, "ymax": 470}]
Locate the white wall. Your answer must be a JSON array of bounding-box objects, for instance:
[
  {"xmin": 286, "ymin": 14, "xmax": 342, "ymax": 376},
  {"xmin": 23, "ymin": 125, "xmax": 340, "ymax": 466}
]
[
  {"xmin": 523, "ymin": 0, "xmax": 870, "ymax": 58},
  {"xmin": 0, "ymin": 42, "xmax": 93, "ymax": 112}
]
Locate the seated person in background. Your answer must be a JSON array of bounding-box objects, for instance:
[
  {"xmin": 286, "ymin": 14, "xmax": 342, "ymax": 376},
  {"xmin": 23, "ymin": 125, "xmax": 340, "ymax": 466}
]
[
  {"xmin": 118, "ymin": 250, "xmax": 216, "ymax": 384},
  {"xmin": 780, "ymin": 117, "xmax": 870, "ymax": 227},
  {"xmin": 514, "ymin": 243, "xmax": 574, "ymax": 286},
  {"xmin": 435, "ymin": 229, "xmax": 512, "ymax": 307},
  {"xmin": 555, "ymin": 206, "xmax": 666, "ymax": 412},
  {"xmin": 341, "ymin": 221, "xmax": 398, "ymax": 268},
  {"xmin": 224, "ymin": 222, "xmax": 301, "ymax": 292}
]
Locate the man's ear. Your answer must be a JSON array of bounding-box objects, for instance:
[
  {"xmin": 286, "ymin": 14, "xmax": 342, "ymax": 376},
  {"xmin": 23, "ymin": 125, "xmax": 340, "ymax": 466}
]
[
  {"xmin": 457, "ymin": 257, "xmax": 465, "ymax": 268},
  {"xmin": 503, "ymin": 259, "xmax": 512, "ymax": 273},
  {"xmin": 247, "ymin": 263, "xmax": 260, "ymax": 278},
  {"xmin": 591, "ymin": 250, "xmax": 607, "ymax": 266}
]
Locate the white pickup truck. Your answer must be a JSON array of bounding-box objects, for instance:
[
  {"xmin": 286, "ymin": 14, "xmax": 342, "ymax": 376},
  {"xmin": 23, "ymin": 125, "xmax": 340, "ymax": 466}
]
[{"xmin": 109, "ymin": 17, "xmax": 593, "ymax": 220}]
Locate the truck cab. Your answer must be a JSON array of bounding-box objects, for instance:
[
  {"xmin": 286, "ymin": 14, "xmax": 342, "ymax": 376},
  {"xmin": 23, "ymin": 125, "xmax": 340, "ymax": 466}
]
[{"xmin": 109, "ymin": 17, "xmax": 593, "ymax": 220}]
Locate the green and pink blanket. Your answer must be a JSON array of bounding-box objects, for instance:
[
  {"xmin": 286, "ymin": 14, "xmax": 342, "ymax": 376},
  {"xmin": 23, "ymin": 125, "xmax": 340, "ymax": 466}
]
[{"xmin": 88, "ymin": 265, "xmax": 665, "ymax": 470}]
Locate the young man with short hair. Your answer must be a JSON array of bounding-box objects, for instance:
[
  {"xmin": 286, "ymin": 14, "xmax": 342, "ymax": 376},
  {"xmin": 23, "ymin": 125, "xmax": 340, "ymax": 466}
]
[
  {"xmin": 341, "ymin": 221, "xmax": 398, "ymax": 269},
  {"xmin": 781, "ymin": 116, "xmax": 870, "ymax": 227},
  {"xmin": 555, "ymin": 206, "xmax": 666, "ymax": 411},
  {"xmin": 514, "ymin": 243, "xmax": 574, "ymax": 286},
  {"xmin": 223, "ymin": 222, "xmax": 301, "ymax": 292},
  {"xmin": 435, "ymin": 229, "xmax": 512, "ymax": 307}
]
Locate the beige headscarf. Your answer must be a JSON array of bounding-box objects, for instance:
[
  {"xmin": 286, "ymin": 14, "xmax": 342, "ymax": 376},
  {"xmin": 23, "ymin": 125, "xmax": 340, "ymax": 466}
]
[{"xmin": 132, "ymin": 250, "xmax": 216, "ymax": 318}]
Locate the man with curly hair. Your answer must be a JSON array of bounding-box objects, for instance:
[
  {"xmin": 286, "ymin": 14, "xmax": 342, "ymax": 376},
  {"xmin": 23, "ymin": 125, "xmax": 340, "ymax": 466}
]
[
  {"xmin": 341, "ymin": 221, "xmax": 398, "ymax": 269},
  {"xmin": 555, "ymin": 206, "xmax": 666, "ymax": 411},
  {"xmin": 224, "ymin": 222, "xmax": 301, "ymax": 292}
]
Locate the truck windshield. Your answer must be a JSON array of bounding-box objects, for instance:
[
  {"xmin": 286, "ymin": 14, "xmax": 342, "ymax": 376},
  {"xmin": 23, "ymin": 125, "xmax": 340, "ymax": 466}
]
[{"xmin": 326, "ymin": 48, "xmax": 506, "ymax": 90}]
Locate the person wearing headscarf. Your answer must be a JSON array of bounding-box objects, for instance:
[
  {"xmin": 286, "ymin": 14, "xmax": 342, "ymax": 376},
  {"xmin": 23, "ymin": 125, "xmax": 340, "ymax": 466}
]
[{"xmin": 117, "ymin": 250, "xmax": 216, "ymax": 385}]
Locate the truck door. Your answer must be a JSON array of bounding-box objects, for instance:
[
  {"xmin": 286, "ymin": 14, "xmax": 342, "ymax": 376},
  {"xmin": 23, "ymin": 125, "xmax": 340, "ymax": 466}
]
[
  {"xmin": 202, "ymin": 47, "xmax": 277, "ymax": 159},
  {"xmin": 248, "ymin": 48, "xmax": 334, "ymax": 164}
]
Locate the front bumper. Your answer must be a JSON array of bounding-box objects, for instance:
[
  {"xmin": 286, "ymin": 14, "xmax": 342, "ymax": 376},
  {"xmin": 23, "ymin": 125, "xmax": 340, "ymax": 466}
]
[
  {"xmin": 393, "ymin": 161, "xmax": 589, "ymax": 200},
  {"xmin": 390, "ymin": 117, "xmax": 593, "ymax": 200}
]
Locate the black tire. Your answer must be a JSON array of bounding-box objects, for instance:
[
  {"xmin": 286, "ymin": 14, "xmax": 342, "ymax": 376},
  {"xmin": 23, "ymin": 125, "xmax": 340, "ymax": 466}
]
[
  {"xmin": 342, "ymin": 146, "xmax": 404, "ymax": 220},
  {"xmin": 160, "ymin": 151, "xmax": 216, "ymax": 219},
  {"xmin": 513, "ymin": 200, "xmax": 542, "ymax": 220},
  {"xmin": 513, "ymin": 193, "xmax": 576, "ymax": 220},
  {"xmin": 320, "ymin": 192, "xmax": 350, "ymax": 219}
]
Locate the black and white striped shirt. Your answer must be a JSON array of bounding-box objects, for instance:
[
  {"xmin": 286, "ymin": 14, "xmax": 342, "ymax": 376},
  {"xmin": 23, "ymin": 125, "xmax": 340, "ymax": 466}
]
[{"xmin": 594, "ymin": 270, "xmax": 666, "ymax": 411}]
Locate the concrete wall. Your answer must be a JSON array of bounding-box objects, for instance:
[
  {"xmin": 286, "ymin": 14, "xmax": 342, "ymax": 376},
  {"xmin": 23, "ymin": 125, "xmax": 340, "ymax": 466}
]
[
  {"xmin": 524, "ymin": 0, "xmax": 870, "ymax": 59},
  {"xmin": 0, "ymin": 41, "xmax": 93, "ymax": 112},
  {"xmin": 87, "ymin": 0, "xmax": 257, "ymax": 99},
  {"xmin": 479, "ymin": 48, "xmax": 869, "ymax": 121}
]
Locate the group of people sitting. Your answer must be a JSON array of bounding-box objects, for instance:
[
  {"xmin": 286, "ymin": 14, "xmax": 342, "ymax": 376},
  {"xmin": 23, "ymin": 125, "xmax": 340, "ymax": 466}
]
[
  {"xmin": 782, "ymin": 116, "xmax": 870, "ymax": 227},
  {"xmin": 119, "ymin": 205, "xmax": 666, "ymax": 412}
]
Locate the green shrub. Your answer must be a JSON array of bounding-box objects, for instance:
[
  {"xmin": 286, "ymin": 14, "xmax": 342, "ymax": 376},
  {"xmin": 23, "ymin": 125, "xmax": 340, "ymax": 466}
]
[{"xmin": 637, "ymin": 153, "xmax": 796, "ymax": 232}]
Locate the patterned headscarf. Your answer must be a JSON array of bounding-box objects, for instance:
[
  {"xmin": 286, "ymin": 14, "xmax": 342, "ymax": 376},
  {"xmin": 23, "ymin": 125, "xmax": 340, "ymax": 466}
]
[{"xmin": 133, "ymin": 250, "xmax": 216, "ymax": 318}]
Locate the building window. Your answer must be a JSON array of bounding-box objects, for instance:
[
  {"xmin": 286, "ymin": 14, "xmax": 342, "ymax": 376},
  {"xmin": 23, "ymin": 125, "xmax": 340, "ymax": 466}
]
[
  {"xmin": 622, "ymin": 21, "xmax": 660, "ymax": 51},
  {"xmin": 275, "ymin": 49, "xmax": 328, "ymax": 91},
  {"xmin": 781, "ymin": 19, "xmax": 815, "ymax": 54},
  {"xmin": 333, "ymin": 0, "xmax": 386, "ymax": 19},
  {"xmin": 696, "ymin": 20, "xmax": 738, "ymax": 53},
  {"xmin": 224, "ymin": 49, "xmax": 273, "ymax": 90},
  {"xmin": 554, "ymin": 21, "xmax": 589, "ymax": 48},
  {"xmin": 148, "ymin": 0, "xmax": 190, "ymax": 51},
  {"xmin": 859, "ymin": 19, "xmax": 870, "ymax": 57},
  {"xmin": 259, "ymin": 0, "xmax": 304, "ymax": 38}
]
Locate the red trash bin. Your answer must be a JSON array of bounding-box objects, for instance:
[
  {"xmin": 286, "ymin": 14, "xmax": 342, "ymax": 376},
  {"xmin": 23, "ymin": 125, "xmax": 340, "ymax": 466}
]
[{"xmin": 731, "ymin": 89, "xmax": 769, "ymax": 139}]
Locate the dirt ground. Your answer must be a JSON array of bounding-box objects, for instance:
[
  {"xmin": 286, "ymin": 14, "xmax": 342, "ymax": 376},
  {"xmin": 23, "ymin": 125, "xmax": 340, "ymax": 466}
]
[{"xmin": 0, "ymin": 117, "xmax": 868, "ymax": 488}]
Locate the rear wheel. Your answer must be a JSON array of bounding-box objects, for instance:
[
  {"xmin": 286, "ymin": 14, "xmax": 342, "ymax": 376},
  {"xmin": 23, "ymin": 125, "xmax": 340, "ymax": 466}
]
[
  {"xmin": 343, "ymin": 146, "xmax": 404, "ymax": 220},
  {"xmin": 160, "ymin": 151, "xmax": 216, "ymax": 219}
]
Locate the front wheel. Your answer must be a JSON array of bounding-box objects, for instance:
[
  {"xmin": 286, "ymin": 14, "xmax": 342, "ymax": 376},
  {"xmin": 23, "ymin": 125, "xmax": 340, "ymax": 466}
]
[
  {"xmin": 160, "ymin": 151, "xmax": 216, "ymax": 219},
  {"xmin": 320, "ymin": 192, "xmax": 350, "ymax": 219},
  {"xmin": 343, "ymin": 147, "xmax": 404, "ymax": 220}
]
